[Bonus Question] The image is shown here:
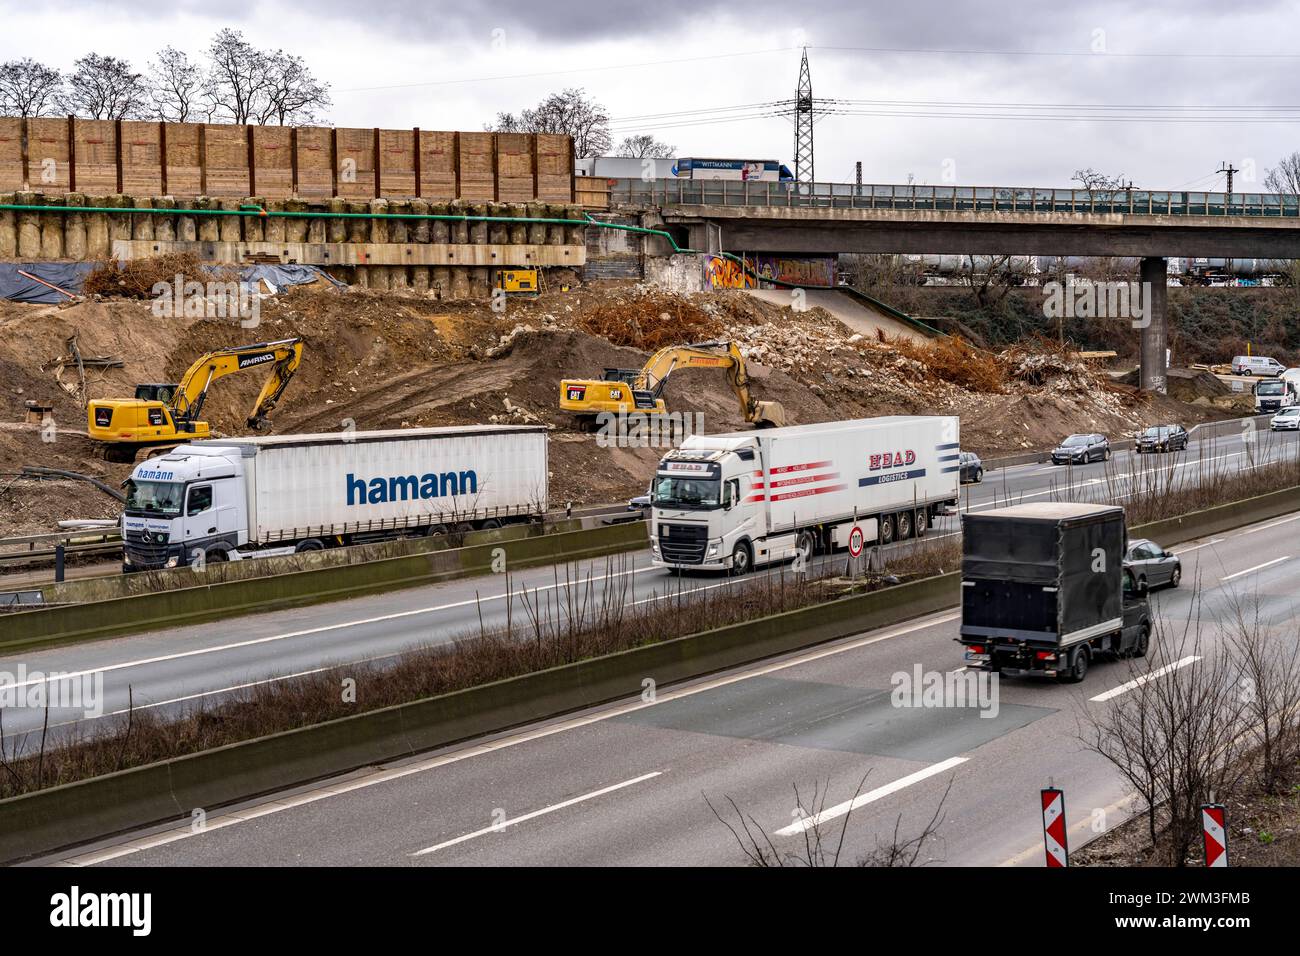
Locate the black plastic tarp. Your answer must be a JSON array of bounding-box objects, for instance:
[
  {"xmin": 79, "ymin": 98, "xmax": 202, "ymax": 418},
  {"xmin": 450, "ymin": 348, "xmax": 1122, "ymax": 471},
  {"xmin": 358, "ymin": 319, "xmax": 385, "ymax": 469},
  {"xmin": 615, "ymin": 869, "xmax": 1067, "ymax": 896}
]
[
  {"xmin": 0, "ymin": 262, "xmax": 343, "ymax": 304},
  {"xmin": 0, "ymin": 262, "xmax": 96, "ymax": 303}
]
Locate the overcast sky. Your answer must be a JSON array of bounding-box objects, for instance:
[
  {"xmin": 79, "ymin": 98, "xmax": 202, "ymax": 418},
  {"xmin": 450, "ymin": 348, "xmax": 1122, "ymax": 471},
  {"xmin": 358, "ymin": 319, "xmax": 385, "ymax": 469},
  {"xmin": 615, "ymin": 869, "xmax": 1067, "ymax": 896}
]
[{"xmin": 6, "ymin": 0, "xmax": 1299, "ymax": 190}]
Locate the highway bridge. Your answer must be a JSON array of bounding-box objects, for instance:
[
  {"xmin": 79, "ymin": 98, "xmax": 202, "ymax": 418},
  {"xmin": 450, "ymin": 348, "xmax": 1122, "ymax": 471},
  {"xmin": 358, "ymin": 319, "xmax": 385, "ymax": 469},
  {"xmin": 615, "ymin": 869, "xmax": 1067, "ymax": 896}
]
[{"xmin": 608, "ymin": 178, "xmax": 1300, "ymax": 395}]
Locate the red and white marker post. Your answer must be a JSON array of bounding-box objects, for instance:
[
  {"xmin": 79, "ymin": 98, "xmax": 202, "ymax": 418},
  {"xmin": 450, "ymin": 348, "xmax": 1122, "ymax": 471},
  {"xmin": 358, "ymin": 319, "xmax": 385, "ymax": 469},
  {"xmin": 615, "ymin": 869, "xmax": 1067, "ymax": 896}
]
[
  {"xmin": 1041, "ymin": 788, "xmax": 1069, "ymax": 867},
  {"xmin": 1202, "ymin": 804, "xmax": 1228, "ymax": 867}
]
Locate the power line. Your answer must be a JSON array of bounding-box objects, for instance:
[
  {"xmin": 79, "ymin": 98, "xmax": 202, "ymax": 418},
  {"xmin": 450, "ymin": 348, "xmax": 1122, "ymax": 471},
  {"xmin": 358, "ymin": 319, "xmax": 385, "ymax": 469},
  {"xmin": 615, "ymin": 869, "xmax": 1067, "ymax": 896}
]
[{"xmin": 812, "ymin": 43, "xmax": 1300, "ymax": 60}]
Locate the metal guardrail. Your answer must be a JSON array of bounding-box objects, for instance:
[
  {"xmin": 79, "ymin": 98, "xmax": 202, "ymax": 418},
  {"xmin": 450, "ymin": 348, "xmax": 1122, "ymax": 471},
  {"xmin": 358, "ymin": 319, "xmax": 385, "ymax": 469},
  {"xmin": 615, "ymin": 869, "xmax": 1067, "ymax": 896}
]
[
  {"xmin": 0, "ymin": 529, "xmax": 121, "ymax": 567},
  {"xmin": 607, "ymin": 178, "xmax": 1300, "ymax": 218}
]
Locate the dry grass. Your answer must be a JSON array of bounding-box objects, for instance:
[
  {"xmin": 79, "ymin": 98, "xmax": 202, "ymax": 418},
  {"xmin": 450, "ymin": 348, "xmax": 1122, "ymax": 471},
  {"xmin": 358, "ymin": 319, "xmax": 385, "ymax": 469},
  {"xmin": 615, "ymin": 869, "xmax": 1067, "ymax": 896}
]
[
  {"xmin": 888, "ymin": 334, "xmax": 1007, "ymax": 393},
  {"xmin": 576, "ymin": 295, "xmax": 721, "ymax": 351},
  {"xmin": 82, "ymin": 253, "xmax": 239, "ymax": 299}
]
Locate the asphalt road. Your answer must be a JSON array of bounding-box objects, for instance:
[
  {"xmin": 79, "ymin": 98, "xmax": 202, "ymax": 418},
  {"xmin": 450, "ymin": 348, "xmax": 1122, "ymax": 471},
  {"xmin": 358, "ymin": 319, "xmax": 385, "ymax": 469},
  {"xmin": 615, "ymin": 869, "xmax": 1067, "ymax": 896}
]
[
  {"xmin": 2, "ymin": 420, "xmax": 1297, "ymax": 742},
  {"xmin": 38, "ymin": 505, "xmax": 1300, "ymax": 867}
]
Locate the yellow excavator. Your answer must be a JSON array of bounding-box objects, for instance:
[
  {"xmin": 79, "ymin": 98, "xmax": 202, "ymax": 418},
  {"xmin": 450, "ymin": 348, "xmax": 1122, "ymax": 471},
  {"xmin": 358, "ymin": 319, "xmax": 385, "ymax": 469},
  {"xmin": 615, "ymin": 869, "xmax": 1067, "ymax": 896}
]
[
  {"xmin": 559, "ymin": 339, "xmax": 785, "ymax": 430},
  {"xmin": 87, "ymin": 338, "xmax": 304, "ymax": 462}
]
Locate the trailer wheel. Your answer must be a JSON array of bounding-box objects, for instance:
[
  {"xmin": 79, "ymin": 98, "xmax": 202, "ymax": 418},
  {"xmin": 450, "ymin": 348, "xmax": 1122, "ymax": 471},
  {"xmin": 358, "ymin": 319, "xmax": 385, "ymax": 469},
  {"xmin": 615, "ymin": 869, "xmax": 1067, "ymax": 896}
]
[
  {"xmin": 796, "ymin": 529, "xmax": 818, "ymax": 562},
  {"xmin": 295, "ymin": 538, "xmax": 325, "ymax": 553},
  {"xmin": 425, "ymin": 523, "xmax": 449, "ymax": 537},
  {"xmin": 1059, "ymin": 646, "xmax": 1090, "ymax": 684},
  {"xmin": 914, "ymin": 508, "xmax": 928, "ymax": 537},
  {"xmin": 481, "ymin": 519, "xmax": 502, "ymax": 530},
  {"xmin": 896, "ymin": 510, "xmax": 913, "ymax": 540},
  {"xmin": 879, "ymin": 514, "xmax": 895, "ymax": 545}
]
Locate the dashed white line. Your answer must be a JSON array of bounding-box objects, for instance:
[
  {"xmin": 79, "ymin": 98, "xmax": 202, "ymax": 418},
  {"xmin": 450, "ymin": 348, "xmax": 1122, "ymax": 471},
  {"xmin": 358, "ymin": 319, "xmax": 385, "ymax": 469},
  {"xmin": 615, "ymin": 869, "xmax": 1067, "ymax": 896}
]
[
  {"xmin": 1088, "ymin": 656, "xmax": 1202, "ymax": 702},
  {"xmin": 774, "ymin": 757, "xmax": 968, "ymax": 836},
  {"xmin": 411, "ymin": 771, "xmax": 663, "ymax": 856},
  {"xmin": 1221, "ymin": 556, "xmax": 1289, "ymax": 581}
]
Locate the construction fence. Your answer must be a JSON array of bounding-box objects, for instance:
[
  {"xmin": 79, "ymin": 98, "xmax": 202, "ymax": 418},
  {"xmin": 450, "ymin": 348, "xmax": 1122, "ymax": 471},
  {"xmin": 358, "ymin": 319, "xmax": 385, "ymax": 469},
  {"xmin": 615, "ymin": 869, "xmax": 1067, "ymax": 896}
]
[{"xmin": 0, "ymin": 117, "xmax": 574, "ymax": 203}]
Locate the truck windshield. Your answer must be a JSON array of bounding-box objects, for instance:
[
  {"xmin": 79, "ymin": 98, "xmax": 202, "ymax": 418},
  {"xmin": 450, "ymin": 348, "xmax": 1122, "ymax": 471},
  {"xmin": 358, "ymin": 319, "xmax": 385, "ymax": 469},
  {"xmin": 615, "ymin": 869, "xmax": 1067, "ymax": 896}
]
[
  {"xmin": 124, "ymin": 479, "xmax": 184, "ymax": 517},
  {"xmin": 653, "ymin": 476, "xmax": 721, "ymax": 509},
  {"xmin": 1257, "ymin": 382, "xmax": 1284, "ymax": 395}
]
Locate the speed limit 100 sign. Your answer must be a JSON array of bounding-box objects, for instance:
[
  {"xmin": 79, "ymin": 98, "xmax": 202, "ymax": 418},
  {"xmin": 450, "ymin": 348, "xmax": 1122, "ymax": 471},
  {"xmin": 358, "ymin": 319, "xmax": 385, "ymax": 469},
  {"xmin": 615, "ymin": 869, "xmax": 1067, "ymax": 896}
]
[{"xmin": 848, "ymin": 525, "xmax": 865, "ymax": 557}]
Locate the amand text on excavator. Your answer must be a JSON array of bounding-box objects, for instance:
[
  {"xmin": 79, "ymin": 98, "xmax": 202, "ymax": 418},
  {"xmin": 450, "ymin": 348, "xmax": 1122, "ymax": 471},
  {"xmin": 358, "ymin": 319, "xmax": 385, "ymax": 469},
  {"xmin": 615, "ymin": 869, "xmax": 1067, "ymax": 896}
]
[
  {"xmin": 87, "ymin": 338, "xmax": 304, "ymax": 462},
  {"xmin": 559, "ymin": 340, "xmax": 786, "ymax": 431}
]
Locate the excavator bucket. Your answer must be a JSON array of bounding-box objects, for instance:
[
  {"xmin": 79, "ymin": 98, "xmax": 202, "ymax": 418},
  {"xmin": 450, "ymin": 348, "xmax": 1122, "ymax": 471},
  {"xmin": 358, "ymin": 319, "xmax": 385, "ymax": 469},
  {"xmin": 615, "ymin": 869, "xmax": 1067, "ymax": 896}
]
[{"xmin": 750, "ymin": 400, "xmax": 786, "ymax": 429}]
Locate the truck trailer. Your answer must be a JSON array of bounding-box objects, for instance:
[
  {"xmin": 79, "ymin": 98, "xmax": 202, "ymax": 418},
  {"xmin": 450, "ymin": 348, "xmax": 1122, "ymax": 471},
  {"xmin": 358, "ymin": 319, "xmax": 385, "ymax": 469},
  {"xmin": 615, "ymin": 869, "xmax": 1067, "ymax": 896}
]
[
  {"xmin": 120, "ymin": 425, "xmax": 548, "ymax": 571},
  {"xmin": 650, "ymin": 416, "xmax": 961, "ymax": 573},
  {"xmin": 957, "ymin": 503, "xmax": 1151, "ymax": 683}
]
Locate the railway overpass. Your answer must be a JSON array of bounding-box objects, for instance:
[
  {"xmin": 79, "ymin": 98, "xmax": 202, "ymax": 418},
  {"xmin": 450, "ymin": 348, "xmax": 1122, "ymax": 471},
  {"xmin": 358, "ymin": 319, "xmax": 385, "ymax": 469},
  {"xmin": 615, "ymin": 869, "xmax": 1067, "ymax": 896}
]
[{"xmin": 603, "ymin": 178, "xmax": 1300, "ymax": 393}]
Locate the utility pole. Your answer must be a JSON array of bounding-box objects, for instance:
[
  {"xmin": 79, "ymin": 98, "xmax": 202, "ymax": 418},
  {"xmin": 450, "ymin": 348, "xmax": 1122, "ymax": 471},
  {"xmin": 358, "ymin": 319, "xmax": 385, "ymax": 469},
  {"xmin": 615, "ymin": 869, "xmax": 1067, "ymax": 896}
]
[
  {"xmin": 1218, "ymin": 162, "xmax": 1239, "ymax": 198},
  {"xmin": 855, "ymin": 161, "xmax": 862, "ymax": 195},
  {"xmin": 793, "ymin": 47, "xmax": 815, "ymax": 184}
]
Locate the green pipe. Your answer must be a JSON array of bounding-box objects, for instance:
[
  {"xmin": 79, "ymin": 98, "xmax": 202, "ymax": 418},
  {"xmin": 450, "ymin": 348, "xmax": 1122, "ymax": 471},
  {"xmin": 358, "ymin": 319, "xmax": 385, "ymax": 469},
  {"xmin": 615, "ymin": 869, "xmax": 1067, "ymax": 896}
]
[{"xmin": 0, "ymin": 201, "xmax": 940, "ymax": 334}]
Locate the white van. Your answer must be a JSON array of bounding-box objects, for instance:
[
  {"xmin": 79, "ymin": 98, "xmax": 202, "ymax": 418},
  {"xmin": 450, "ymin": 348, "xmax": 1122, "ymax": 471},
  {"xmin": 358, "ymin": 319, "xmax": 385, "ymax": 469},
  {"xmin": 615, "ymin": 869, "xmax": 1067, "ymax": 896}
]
[{"xmin": 1232, "ymin": 355, "xmax": 1285, "ymax": 377}]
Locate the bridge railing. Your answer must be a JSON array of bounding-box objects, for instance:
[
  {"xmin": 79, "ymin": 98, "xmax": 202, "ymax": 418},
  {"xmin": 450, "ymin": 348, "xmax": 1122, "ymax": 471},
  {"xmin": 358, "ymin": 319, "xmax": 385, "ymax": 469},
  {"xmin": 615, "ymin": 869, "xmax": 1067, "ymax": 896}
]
[{"xmin": 604, "ymin": 178, "xmax": 1300, "ymax": 218}]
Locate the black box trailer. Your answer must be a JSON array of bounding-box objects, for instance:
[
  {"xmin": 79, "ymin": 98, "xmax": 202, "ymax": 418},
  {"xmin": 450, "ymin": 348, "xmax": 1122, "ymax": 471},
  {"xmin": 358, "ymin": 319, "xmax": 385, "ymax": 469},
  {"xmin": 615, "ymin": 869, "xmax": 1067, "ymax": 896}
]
[{"xmin": 958, "ymin": 503, "xmax": 1150, "ymax": 683}]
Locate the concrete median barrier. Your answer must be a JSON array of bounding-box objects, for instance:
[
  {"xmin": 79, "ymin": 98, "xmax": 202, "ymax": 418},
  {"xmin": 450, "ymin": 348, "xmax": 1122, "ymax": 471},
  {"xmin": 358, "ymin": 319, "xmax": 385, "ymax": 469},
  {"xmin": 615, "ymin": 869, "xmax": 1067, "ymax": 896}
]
[{"xmin": 0, "ymin": 520, "xmax": 648, "ymax": 653}]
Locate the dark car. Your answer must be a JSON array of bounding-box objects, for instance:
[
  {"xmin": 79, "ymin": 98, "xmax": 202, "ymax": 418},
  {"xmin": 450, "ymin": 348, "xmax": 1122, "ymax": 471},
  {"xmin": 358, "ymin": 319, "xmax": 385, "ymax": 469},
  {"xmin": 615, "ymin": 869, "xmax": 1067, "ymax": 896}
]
[
  {"xmin": 1051, "ymin": 433, "xmax": 1110, "ymax": 465},
  {"xmin": 1124, "ymin": 538, "xmax": 1181, "ymax": 592},
  {"xmin": 959, "ymin": 451, "xmax": 984, "ymax": 484},
  {"xmin": 1135, "ymin": 424, "xmax": 1188, "ymax": 454}
]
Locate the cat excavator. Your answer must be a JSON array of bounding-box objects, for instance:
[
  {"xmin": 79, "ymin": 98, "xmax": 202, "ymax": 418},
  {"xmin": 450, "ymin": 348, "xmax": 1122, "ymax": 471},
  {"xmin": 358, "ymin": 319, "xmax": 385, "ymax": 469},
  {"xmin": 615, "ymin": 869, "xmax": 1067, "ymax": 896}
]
[
  {"xmin": 87, "ymin": 338, "xmax": 304, "ymax": 462},
  {"xmin": 559, "ymin": 339, "xmax": 785, "ymax": 430}
]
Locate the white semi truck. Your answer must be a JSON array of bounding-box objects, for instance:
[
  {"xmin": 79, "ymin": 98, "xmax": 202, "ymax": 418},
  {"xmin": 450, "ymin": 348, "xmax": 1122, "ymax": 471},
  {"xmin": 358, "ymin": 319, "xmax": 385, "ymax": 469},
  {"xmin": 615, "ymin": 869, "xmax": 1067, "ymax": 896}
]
[
  {"xmin": 120, "ymin": 425, "xmax": 548, "ymax": 572},
  {"xmin": 650, "ymin": 416, "xmax": 961, "ymax": 573}
]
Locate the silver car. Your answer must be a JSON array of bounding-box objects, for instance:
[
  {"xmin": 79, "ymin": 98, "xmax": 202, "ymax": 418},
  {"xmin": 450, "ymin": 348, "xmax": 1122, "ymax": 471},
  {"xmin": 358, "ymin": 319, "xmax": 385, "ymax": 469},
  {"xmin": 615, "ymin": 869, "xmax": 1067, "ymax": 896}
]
[{"xmin": 1124, "ymin": 538, "xmax": 1181, "ymax": 592}]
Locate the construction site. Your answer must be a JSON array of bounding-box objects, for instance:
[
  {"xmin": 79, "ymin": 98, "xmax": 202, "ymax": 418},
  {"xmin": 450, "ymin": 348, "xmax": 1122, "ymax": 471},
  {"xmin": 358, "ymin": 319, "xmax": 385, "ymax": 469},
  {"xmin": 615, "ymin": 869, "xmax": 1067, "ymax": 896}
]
[{"xmin": 0, "ymin": 260, "xmax": 1242, "ymax": 540}]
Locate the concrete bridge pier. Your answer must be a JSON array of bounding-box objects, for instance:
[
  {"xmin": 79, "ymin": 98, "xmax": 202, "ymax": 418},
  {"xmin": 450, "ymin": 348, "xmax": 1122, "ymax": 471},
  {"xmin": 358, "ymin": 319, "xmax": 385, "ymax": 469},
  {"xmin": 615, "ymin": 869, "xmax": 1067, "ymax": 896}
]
[{"xmin": 1139, "ymin": 256, "xmax": 1168, "ymax": 394}]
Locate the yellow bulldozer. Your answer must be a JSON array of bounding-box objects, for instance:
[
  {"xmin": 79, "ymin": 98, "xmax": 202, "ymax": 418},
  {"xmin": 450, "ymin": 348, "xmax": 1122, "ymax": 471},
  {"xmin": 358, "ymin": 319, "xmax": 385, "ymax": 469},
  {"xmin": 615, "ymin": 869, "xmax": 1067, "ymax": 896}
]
[
  {"xmin": 87, "ymin": 338, "xmax": 304, "ymax": 462},
  {"xmin": 559, "ymin": 339, "xmax": 785, "ymax": 430}
]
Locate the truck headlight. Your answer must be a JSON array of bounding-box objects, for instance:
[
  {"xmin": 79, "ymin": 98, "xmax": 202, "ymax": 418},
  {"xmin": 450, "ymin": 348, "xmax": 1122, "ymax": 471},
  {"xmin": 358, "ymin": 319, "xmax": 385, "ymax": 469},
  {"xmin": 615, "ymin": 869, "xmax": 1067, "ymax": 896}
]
[
  {"xmin": 123, "ymin": 553, "xmax": 133, "ymax": 565},
  {"xmin": 707, "ymin": 544, "xmax": 719, "ymax": 557},
  {"xmin": 165, "ymin": 556, "xmax": 180, "ymax": 569}
]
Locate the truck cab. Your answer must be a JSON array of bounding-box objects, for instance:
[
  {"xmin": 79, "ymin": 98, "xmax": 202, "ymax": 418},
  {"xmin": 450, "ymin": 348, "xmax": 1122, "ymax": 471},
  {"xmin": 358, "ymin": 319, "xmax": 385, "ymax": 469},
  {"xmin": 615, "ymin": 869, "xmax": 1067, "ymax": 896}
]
[
  {"xmin": 651, "ymin": 437, "xmax": 773, "ymax": 573},
  {"xmin": 1253, "ymin": 377, "xmax": 1296, "ymax": 413},
  {"xmin": 121, "ymin": 445, "xmax": 246, "ymax": 571}
]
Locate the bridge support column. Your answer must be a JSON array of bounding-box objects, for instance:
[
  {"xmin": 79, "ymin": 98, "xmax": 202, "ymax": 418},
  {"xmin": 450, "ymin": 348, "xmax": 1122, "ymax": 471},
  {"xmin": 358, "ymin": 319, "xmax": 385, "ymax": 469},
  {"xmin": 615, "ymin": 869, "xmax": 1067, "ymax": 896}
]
[{"xmin": 1139, "ymin": 256, "xmax": 1168, "ymax": 394}]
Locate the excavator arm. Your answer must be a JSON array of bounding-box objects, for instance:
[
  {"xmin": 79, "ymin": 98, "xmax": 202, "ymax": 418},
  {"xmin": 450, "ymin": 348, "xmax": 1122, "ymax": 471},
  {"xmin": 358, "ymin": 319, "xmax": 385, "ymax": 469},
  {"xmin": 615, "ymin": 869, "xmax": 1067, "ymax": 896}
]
[{"xmin": 171, "ymin": 338, "xmax": 304, "ymax": 427}]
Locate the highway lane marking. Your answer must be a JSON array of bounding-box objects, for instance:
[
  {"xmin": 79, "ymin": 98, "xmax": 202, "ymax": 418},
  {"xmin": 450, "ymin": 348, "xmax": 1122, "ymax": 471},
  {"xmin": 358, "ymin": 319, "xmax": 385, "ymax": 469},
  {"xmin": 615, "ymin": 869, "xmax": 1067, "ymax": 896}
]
[
  {"xmin": 1221, "ymin": 556, "xmax": 1289, "ymax": 581},
  {"xmin": 1088, "ymin": 656, "xmax": 1202, "ymax": 703},
  {"xmin": 55, "ymin": 608, "xmax": 961, "ymax": 865},
  {"xmin": 773, "ymin": 757, "xmax": 968, "ymax": 837},
  {"xmin": 1238, "ymin": 513, "xmax": 1300, "ymax": 535},
  {"xmin": 1170, "ymin": 538, "xmax": 1223, "ymax": 554},
  {"xmin": 410, "ymin": 771, "xmax": 663, "ymax": 856},
  {"xmin": 0, "ymin": 562, "xmax": 664, "ymax": 690}
]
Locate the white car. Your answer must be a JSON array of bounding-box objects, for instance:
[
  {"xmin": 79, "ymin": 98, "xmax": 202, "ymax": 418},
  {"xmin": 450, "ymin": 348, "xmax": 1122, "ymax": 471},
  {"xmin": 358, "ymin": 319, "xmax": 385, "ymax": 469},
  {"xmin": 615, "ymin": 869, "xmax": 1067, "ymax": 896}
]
[{"xmin": 1270, "ymin": 407, "xmax": 1300, "ymax": 431}]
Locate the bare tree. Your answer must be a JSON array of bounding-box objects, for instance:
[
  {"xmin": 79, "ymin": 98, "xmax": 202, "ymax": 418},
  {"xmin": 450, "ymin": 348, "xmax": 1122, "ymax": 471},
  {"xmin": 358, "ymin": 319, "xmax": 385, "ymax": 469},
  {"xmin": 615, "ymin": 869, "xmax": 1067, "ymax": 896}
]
[
  {"xmin": 60, "ymin": 54, "xmax": 147, "ymax": 120},
  {"xmin": 258, "ymin": 51, "xmax": 330, "ymax": 126},
  {"xmin": 614, "ymin": 134, "xmax": 675, "ymax": 159},
  {"xmin": 1224, "ymin": 599, "xmax": 1300, "ymax": 795},
  {"xmin": 490, "ymin": 88, "xmax": 611, "ymax": 158},
  {"xmin": 202, "ymin": 29, "xmax": 274, "ymax": 125},
  {"xmin": 0, "ymin": 58, "xmax": 64, "ymax": 117},
  {"xmin": 1264, "ymin": 152, "xmax": 1300, "ymax": 195},
  {"xmin": 961, "ymin": 254, "xmax": 1027, "ymax": 310},
  {"xmin": 1081, "ymin": 615, "xmax": 1250, "ymax": 865},
  {"xmin": 147, "ymin": 47, "xmax": 205, "ymax": 123},
  {"xmin": 1072, "ymin": 167, "xmax": 1128, "ymax": 197}
]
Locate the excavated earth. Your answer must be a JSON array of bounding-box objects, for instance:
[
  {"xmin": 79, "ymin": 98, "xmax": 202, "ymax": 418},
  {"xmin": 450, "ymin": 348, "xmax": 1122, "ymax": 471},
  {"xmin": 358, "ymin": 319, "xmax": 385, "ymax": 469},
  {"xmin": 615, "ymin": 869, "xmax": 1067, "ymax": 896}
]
[{"xmin": 0, "ymin": 281, "xmax": 1236, "ymax": 539}]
